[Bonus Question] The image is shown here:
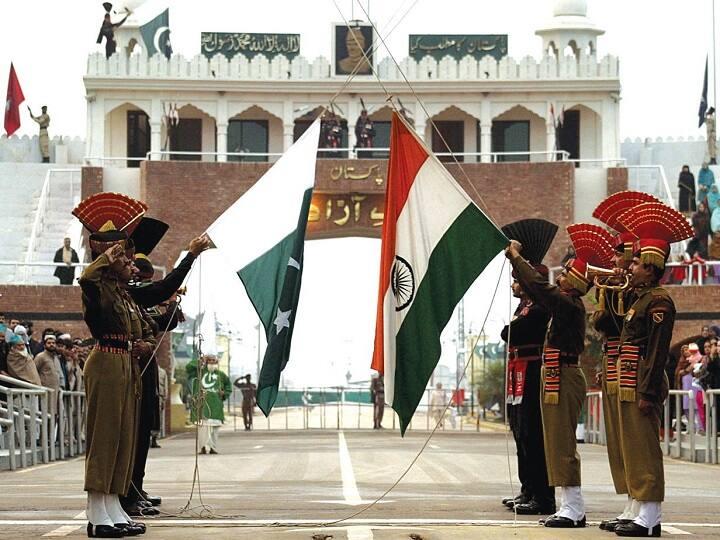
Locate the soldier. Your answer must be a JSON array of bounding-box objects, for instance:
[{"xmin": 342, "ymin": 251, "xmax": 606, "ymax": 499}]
[
  {"xmin": 506, "ymin": 223, "xmax": 614, "ymax": 528},
  {"xmin": 611, "ymin": 202, "xmax": 693, "ymax": 538},
  {"xmin": 234, "ymin": 374, "xmax": 257, "ymax": 431},
  {"xmin": 96, "ymin": 4, "xmax": 130, "ymax": 59},
  {"xmin": 499, "ymin": 218, "xmax": 557, "ymax": 515},
  {"xmin": 27, "ymin": 105, "xmax": 50, "ymax": 163},
  {"xmin": 707, "ymin": 107, "xmax": 717, "ymax": 165},
  {"xmin": 592, "ymin": 191, "xmax": 662, "ymax": 531},
  {"xmin": 354, "ymin": 108, "xmax": 375, "ymax": 158},
  {"xmin": 72, "ymin": 192, "xmax": 152, "ymax": 538},
  {"xmin": 122, "ymin": 218, "xmax": 211, "ymax": 515}
]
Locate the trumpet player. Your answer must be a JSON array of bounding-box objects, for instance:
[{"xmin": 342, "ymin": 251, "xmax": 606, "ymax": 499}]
[{"xmin": 505, "ymin": 224, "xmax": 613, "ymax": 529}]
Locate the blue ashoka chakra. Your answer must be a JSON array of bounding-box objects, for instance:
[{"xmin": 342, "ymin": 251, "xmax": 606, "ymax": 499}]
[{"xmin": 391, "ymin": 255, "xmax": 415, "ymax": 311}]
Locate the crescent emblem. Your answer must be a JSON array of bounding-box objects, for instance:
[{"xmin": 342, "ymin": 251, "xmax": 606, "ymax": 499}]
[{"xmin": 153, "ymin": 26, "xmax": 170, "ymax": 55}]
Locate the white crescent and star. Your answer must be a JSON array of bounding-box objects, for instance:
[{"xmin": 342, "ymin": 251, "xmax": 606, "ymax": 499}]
[
  {"xmin": 201, "ymin": 371, "xmax": 218, "ymax": 389},
  {"xmin": 153, "ymin": 26, "xmax": 170, "ymax": 54}
]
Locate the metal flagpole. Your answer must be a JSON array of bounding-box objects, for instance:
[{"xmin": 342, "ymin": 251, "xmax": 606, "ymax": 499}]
[{"xmin": 714, "ymin": 0, "xmax": 717, "ymax": 106}]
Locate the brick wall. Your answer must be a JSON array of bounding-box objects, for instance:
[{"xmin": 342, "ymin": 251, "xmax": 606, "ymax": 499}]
[
  {"xmin": 139, "ymin": 160, "xmax": 576, "ymax": 272},
  {"xmin": 606, "ymin": 167, "xmax": 628, "ymax": 195},
  {"xmin": 666, "ymin": 284, "xmax": 720, "ymax": 345},
  {"xmin": 0, "ymin": 285, "xmax": 86, "ymax": 337}
]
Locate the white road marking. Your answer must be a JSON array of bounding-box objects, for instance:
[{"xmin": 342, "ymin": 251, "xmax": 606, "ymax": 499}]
[
  {"xmin": 1, "ymin": 519, "xmax": 719, "ymax": 527},
  {"xmin": 253, "ymin": 445, "xmax": 264, "ymax": 449},
  {"xmin": 429, "ymin": 444, "xmax": 440, "ymax": 450},
  {"xmin": 42, "ymin": 525, "xmax": 82, "ymax": 537},
  {"xmin": 73, "ymin": 511, "xmax": 86, "ymax": 520},
  {"xmin": 663, "ymin": 525, "xmax": 692, "ymax": 535},
  {"xmin": 346, "ymin": 525, "xmax": 373, "ymax": 540},
  {"xmin": 337, "ymin": 431, "xmax": 362, "ymax": 505}
]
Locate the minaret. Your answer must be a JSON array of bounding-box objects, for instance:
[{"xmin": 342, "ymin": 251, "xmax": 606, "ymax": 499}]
[{"xmin": 535, "ymin": 0, "xmax": 604, "ymax": 59}]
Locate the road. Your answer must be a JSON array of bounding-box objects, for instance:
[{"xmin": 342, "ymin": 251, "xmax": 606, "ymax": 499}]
[{"xmin": 1, "ymin": 428, "xmax": 719, "ymax": 539}]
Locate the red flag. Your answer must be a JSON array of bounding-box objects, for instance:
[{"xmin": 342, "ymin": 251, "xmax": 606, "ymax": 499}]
[{"xmin": 4, "ymin": 63, "xmax": 25, "ymax": 136}]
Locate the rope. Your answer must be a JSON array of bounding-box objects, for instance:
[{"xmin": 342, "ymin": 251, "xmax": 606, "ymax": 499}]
[{"xmin": 502, "ymin": 270, "xmax": 518, "ymax": 524}]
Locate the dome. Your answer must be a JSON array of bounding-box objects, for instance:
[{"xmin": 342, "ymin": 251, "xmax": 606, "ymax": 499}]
[{"xmin": 553, "ymin": 0, "xmax": 587, "ymax": 17}]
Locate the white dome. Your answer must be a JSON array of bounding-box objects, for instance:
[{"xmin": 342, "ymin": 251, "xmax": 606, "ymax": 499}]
[{"xmin": 553, "ymin": 0, "xmax": 587, "ymax": 17}]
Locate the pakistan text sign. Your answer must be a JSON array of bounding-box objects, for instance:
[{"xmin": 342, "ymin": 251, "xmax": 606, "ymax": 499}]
[
  {"xmin": 409, "ymin": 34, "xmax": 508, "ymax": 61},
  {"xmin": 201, "ymin": 32, "xmax": 301, "ymax": 60}
]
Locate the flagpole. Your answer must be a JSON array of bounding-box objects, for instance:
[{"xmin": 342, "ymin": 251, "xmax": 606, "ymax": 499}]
[{"xmin": 714, "ymin": 0, "xmax": 717, "ymax": 106}]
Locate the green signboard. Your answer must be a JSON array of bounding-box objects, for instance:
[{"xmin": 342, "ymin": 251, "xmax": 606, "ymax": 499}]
[
  {"xmin": 409, "ymin": 34, "xmax": 508, "ymax": 61},
  {"xmin": 201, "ymin": 32, "xmax": 300, "ymax": 60}
]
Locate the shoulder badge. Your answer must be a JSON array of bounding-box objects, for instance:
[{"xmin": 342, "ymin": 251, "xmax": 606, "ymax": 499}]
[
  {"xmin": 625, "ymin": 308, "xmax": 635, "ymax": 322},
  {"xmin": 652, "ymin": 311, "xmax": 665, "ymax": 324}
]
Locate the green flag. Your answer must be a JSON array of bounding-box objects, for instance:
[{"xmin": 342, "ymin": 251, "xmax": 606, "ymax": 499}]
[
  {"xmin": 140, "ymin": 9, "xmax": 172, "ymax": 58},
  {"xmin": 206, "ymin": 119, "xmax": 320, "ymax": 416}
]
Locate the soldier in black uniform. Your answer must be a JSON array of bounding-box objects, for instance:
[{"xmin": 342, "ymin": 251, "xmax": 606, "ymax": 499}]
[
  {"xmin": 499, "ymin": 219, "xmax": 557, "ymax": 515},
  {"xmin": 121, "ymin": 218, "xmax": 211, "ymax": 516}
]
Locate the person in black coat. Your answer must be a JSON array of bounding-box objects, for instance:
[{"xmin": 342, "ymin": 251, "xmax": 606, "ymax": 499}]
[
  {"xmin": 53, "ymin": 238, "xmax": 79, "ymax": 285},
  {"xmin": 678, "ymin": 165, "xmax": 697, "ymax": 214}
]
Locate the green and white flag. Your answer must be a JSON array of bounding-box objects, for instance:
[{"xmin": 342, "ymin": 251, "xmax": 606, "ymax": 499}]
[
  {"xmin": 207, "ymin": 119, "xmax": 320, "ymax": 415},
  {"xmin": 140, "ymin": 8, "xmax": 172, "ymax": 58}
]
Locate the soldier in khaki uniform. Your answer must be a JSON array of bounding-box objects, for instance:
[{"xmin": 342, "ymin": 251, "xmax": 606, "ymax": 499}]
[
  {"xmin": 610, "ymin": 202, "xmax": 693, "ymax": 538},
  {"xmin": 74, "ymin": 192, "xmax": 153, "ymax": 538},
  {"xmin": 507, "ymin": 224, "xmax": 613, "ymax": 529},
  {"xmin": 592, "ymin": 191, "xmax": 663, "ymax": 531},
  {"xmin": 28, "ymin": 105, "xmax": 50, "ymax": 162}
]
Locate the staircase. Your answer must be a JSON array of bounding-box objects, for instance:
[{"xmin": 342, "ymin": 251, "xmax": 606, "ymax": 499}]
[{"xmin": 0, "ymin": 164, "xmax": 82, "ymax": 284}]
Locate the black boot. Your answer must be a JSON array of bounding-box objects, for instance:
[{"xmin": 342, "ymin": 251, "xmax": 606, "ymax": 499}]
[
  {"xmin": 600, "ymin": 518, "xmax": 632, "ymax": 531},
  {"xmin": 615, "ymin": 522, "xmax": 661, "ymax": 537},
  {"xmin": 543, "ymin": 515, "xmax": 587, "ymax": 528},
  {"xmin": 113, "ymin": 522, "xmax": 145, "ymax": 536},
  {"xmin": 86, "ymin": 523, "xmax": 125, "ymax": 538},
  {"xmin": 514, "ymin": 499, "xmax": 557, "ymax": 515}
]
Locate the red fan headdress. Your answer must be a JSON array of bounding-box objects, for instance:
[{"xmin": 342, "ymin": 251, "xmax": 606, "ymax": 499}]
[
  {"xmin": 564, "ymin": 223, "xmax": 615, "ymax": 294},
  {"xmin": 592, "ymin": 191, "xmax": 660, "ymax": 262},
  {"xmin": 617, "ymin": 202, "xmax": 693, "ymax": 269},
  {"xmin": 72, "ymin": 192, "xmax": 148, "ymax": 255}
]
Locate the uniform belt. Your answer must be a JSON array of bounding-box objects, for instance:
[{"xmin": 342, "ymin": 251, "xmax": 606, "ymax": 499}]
[
  {"xmin": 511, "ymin": 344, "xmax": 543, "ymax": 360},
  {"xmin": 97, "ymin": 337, "xmax": 131, "ymax": 351}
]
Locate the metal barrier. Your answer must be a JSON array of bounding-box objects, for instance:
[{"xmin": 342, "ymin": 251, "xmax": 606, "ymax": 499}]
[
  {"xmin": 0, "ymin": 374, "xmax": 86, "ymax": 471},
  {"xmin": 228, "ymin": 386, "xmax": 482, "ymax": 432},
  {"xmin": 0, "ymin": 261, "xmax": 167, "ymax": 285},
  {"xmin": 707, "ymin": 389, "xmax": 719, "ymax": 464},
  {"xmin": 585, "ymin": 391, "xmax": 605, "ymax": 445}
]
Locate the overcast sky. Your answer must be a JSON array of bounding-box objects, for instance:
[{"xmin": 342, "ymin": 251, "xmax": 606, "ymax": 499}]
[
  {"xmin": 1, "ymin": 0, "xmax": 717, "ymax": 385},
  {"xmin": 1, "ymin": 0, "xmax": 717, "ymax": 139}
]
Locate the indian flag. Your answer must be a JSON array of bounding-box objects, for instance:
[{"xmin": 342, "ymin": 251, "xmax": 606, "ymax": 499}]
[
  {"xmin": 207, "ymin": 118, "xmax": 320, "ymax": 415},
  {"xmin": 372, "ymin": 112, "xmax": 507, "ymax": 434}
]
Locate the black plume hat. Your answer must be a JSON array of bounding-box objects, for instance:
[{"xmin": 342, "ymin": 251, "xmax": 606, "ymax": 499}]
[{"xmin": 501, "ymin": 219, "xmax": 558, "ymax": 266}]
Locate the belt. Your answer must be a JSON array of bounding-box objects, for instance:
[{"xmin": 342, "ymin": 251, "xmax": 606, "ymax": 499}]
[
  {"xmin": 511, "ymin": 344, "xmax": 543, "ymax": 361},
  {"xmin": 96, "ymin": 335, "xmax": 132, "ymax": 352}
]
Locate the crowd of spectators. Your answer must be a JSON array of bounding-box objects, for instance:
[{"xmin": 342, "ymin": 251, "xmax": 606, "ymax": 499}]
[
  {"xmin": 0, "ymin": 312, "xmax": 91, "ymax": 400},
  {"xmin": 667, "ymin": 324, "xmax": 720, "ymax": 434}
]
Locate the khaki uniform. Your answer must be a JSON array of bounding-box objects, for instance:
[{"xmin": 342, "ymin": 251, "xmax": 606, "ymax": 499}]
[
  {"xmin": 592, "ymin": 288, "xmax": 630, "ymax": 495},
  {"xmin": 511, "ymin": 255, "xmax": 586, "ymax": 487},
  {"xmin": 80, "ymin": 254, "xmax": 155, "ymax": 495},
  {"xmin": 31, "ymin": 113, "xmax": 50, "ymax": 159},
  {"xmin": 617, "ymin": 286, "xmax": 674, "ymax": 502},
  {"xmin": 707, "ymin": 114, "xmax": 717, "ymax": 163}
]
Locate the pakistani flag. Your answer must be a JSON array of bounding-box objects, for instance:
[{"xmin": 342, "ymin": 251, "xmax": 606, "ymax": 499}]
[
  {"xmin": 372, "ymin": 112, "xmax": 507, "ymax": 434},
  {"xmin": 207, "ymin": 119, "xmax": 320, "ymax": 416},
  {"xmin": 140, "ymin": 9, "xmax": 172, "ymax": 59}
]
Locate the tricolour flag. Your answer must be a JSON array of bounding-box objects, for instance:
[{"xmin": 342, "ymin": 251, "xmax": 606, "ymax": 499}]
[
  {"xmin": 207, "ymin": 118, "xmax": 320, "ymax": 415},
  {"xmin": 4, "ymin": 63, "xmax": 25, "ymax": 136},
  {"xmin": 372, "ymin": 112, "xmax": 507, "ymax": 434},
  {"xmin": 140, "ymin": 9, "xmax": 172, "ymax": 59}
]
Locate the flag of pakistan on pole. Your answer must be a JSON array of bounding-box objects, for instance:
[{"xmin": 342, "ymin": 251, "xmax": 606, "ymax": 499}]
[
  {"xmin": 140, "ymin": 9, "xmax": 173, "ymax": 59},
  {"xmin": 207, "ymin": 118, "xmax": 320, "ymax": 416},
  {"xmin": 372, "ymin": 112, "xmax": 508, "ymax": 435}
]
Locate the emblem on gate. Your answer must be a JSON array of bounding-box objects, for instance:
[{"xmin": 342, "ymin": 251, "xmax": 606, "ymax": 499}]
[{"xmin": 391, "ymin": 255, "xmax": 415, "ymax": 311}]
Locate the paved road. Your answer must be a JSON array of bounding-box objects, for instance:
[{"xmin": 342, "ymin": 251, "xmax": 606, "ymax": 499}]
[{"xmin": 1, "ymin": 428, "xmax": 719, "ymax": 538}]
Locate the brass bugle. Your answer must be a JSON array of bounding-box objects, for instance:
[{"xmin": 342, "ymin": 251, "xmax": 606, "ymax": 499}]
[{"xmin": 587, "ymin": 264, "xmax": 630, "ymax": 290}]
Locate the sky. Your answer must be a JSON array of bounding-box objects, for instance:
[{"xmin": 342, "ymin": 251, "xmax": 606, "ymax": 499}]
[{"xmin": 1, "ymin": 0, "xmax": 718, "ymax": 385}]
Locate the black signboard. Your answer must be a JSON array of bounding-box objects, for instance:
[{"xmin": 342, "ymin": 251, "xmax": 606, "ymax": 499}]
[
  {"xmin": 409, "ymin": 34, "xmax": 508, "ymax": 61},
  {"xmin": 201, "ymin": 33, "xmax": 300, "ymax": 60}
]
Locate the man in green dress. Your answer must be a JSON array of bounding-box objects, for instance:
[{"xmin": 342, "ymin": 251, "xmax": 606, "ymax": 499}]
[{"xmin": 188, "ymin": 354, "xmax": 232, "ymax": 454}]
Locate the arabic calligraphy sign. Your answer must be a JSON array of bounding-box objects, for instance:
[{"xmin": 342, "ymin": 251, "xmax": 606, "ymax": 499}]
[
  {"xmin": 409, "ymin": 34, "xmax": 508, "ymax": 61},
  {"xmin": 201, "ymin": 32, "xmax": 301, "ymax": 60}
]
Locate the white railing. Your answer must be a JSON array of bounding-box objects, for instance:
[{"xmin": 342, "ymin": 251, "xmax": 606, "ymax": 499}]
[
  {"xmin": 626, "ymin": 164, "xmax": 677, "ymax": 210},
  {"xmin": 86, "ymin": 51, "xmax": 621, "ymax": 82},
  {"xmin": 585, "ymin": 391, "xmax": 605, "ymax": 445},
  {"xmin": 0, "ymin": 261, "xmax": 167, "ymax": 285}
]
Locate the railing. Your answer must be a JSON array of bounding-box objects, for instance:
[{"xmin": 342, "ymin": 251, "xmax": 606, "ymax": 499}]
[
  {"xmin": 0, "ymin": 374, "xmax": 87, "ymax": 471},
  {"xmin": 585, "ymin": 388, "xmax": 720, "ymax": 465},
  {"xmin": 626, "ymin": 164, "xmax": 677, "ymax": 210},
  {"xmin": 0, "ymin": 261, "xmax": 167, "ymax": 285},
  {"xmin": 227, "ymin": 386, "xmax": 484, "ymax": 432}
]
